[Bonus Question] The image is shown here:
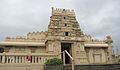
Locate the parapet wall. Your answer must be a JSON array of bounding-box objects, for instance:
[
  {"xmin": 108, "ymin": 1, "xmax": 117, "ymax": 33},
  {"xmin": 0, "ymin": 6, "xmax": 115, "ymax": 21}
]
[
  {"xmin": 84, "ymin": 35, "xmax": 106, "ymax": 44},
  {"xmin": 52, "ymin": 7, "xmax": 75, "ymax": 16},
  {"xmin": 27, "ymin": 31, "xmax": 47, "ymax": 40},
  {"xmin": 5, "ymin": 31, "xmax": 47, "ymax": 42}
]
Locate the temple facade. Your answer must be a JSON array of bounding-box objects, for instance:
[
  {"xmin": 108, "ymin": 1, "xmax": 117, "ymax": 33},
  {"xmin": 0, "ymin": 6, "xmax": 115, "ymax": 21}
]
[{"xmin": 0, "ymin": 7, "xmax": 113, "ymax": 65}]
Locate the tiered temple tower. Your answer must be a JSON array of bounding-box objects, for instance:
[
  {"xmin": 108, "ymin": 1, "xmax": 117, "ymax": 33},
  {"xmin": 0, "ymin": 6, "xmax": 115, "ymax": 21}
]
[
  {"xmin": 48, "ymin": 7, "xmax": 83, "ymax": 37},
  {"xmin": 46, "ymin": 7, "xmax": 88, "ymax": 64}
]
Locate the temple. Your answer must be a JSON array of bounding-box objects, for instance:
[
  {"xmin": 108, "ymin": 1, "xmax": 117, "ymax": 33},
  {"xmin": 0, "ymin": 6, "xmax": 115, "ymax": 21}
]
[{"xmin": 0, "ymin": 7, "xmax": 113, "ymax": 65}]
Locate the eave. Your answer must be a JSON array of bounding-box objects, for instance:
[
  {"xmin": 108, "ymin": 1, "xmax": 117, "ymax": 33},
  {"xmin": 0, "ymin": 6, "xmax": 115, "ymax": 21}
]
[
  {"xmin": 0, "ymin": 42, "xmax": 45, "ymax": 47},
  {"xmin": 85, "ymin": 44, "xmax": 108, "ymax": 47}
]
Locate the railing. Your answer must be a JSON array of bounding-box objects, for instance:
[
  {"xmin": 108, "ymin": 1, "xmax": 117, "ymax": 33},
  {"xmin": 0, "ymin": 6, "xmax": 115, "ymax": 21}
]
[
  {"xmin": 0, "ymin": 53, "xmax": 57, "ymax": 64},
  {"xmin": 63, "ymin": 50, "xmax": 74, "ymax": 70}
]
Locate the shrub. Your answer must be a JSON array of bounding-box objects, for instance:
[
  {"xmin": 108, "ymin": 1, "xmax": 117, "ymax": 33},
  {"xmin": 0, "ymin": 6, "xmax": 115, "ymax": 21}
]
[{"xmin": 45, "ymin": 58, "xmax": 63, "ymax": 65}]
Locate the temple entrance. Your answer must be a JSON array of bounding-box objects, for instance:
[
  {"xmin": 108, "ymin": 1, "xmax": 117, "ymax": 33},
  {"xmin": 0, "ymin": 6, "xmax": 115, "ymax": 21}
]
[{"xmin": 61, "ymin": 43, "xmax": 72, "ymax": 64}]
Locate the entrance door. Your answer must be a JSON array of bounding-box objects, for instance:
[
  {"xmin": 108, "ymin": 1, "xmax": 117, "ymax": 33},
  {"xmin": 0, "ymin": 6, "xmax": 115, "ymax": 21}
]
[
  {"xmin": 94, "ymin": 54, "xmax": 101, "ymax": 63},
  {"xmin": 61, "ymin": 43, "xmax": 72, "ymax": 64}
]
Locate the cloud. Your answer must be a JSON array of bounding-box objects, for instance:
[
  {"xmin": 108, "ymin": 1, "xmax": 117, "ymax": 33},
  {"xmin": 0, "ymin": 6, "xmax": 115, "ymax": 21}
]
[
  {"xmin": 0, "ymin": 0, "xmax": 120, "ymax": 52},
  {"xmin": 73, "ymin": 0, "xmax": 120, "ymax": 52}
]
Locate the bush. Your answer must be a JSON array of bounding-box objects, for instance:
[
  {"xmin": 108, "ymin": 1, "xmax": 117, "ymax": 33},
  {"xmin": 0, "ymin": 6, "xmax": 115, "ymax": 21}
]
[{"xmin": 45, "ymin": 58, "xmax": 63, "ymax": 65}]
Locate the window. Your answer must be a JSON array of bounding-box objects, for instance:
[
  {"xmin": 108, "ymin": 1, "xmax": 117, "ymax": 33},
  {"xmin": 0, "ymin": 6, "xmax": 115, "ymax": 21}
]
[
  {"xmin": 0, "ymin": 48, "xmax": 4, "ymax": 53},
  {"xmin": 65, "ymin": 24, "xmax": 67, "ymax": 26},
  {"xmin": 65, "ymin": 32, "xmax": 68, "ymax": 36}
]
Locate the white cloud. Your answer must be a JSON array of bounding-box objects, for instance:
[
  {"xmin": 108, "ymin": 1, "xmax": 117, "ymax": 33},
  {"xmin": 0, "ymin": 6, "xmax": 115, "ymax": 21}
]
[{"xmin": 0, "ymin": 0, "xmax": 120, "ymax": 52}]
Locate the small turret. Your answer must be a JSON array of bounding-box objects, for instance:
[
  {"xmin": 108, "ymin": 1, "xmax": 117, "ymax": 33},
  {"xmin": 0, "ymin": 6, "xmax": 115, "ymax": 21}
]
[{"xmin": 106, "ymin": 35, "xmax": 113, "ymax": 43}]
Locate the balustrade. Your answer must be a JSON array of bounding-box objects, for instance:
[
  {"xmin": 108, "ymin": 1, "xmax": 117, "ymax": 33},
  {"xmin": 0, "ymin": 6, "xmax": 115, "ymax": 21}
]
[{"xmin": 0, "ymin": 53, "xmax": 56, "ymax": 64}]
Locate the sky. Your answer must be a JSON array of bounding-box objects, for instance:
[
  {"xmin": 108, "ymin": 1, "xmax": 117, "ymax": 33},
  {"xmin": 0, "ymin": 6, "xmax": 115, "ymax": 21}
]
[{"xmin": 0, "ymin": 0, "xmax": 120, "ymax": 53}]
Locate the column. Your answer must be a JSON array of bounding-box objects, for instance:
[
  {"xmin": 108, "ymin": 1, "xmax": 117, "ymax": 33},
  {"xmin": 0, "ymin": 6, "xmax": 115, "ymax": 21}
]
[
  {"xmin": 22, "ymin": 56, "xmax": 24, "ymax": 63},
  {"xmin": 19, "ymin": 56, "xmax": 21, "ymax": 63},
  {"xmin": 16, "ymin": 56, "xmax": 18, "ymax": 63},
  {"xmin": 38, "ymin": 57, "xmax": 41, "ymax": 63},
  {"xmin": 9, "ymin": 56, "xmax": 11, "ymax": 63},
  {"xmin": 24, "ymin": 56, "xmax": 27, "ymax": 63},
  {"xmin": 32, "ymin": 56, "xmax": 34, "ymax": 63},
  {"xmin": 41, "ymin": 57, "xmax": 43, "ymax": 64},
  {"xmin": 18, "ymin": 56, "xmax": 21, "ymax": 63},
  {"xmin": 12, "ymin": 56, "xmax": 15, "ymax": 63},
  {"xmin": 10, "ymin": 56, "xmax": 12, "ymax": 63},
  {"xmin": 2, "ymin": 55, "xmax": 5, "ymax": 63},
  {"xmin": 6, "ymin": 56, "xmax": 9, "ymax": 63},
  {"xmin": 43, "ymin": 57, "xmax": 45, "ymax": 64}
]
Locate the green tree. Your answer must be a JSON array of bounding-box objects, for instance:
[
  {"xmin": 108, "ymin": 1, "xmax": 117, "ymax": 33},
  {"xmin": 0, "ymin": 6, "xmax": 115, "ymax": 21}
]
[{"xmin": 45, "ymin": 58, "xmax": 63, "ymax": 65}]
